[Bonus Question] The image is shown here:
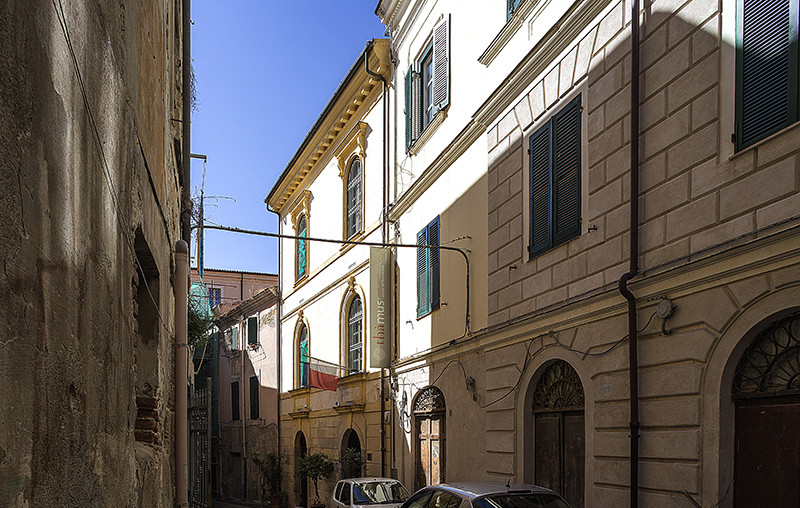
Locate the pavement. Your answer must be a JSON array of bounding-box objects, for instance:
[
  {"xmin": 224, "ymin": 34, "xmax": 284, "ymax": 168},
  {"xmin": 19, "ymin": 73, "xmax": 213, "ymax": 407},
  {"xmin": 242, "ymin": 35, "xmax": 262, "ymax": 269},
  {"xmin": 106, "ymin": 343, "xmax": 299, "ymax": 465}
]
[{"xmin": 211, "ymin": 500, "xmax": 267, "ymax": 508}]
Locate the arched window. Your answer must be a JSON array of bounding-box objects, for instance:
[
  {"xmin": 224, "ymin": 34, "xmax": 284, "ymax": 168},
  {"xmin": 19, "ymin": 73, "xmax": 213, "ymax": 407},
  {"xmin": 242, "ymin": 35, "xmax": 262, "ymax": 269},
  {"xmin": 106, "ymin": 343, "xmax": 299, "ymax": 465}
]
[
  {"xmin": 298, "ymin": 324, "xmax": 309, "ymax": 388},
  {"xmin": 297, "ymin": 215, "xmax": 307, "ymax": 280},
  {"xmin": 346, "ymin": 158, "xmax": 362, "ymax": 239},
  {"xmin": 347, "ymin": 296, "xmax": 363, "ymax": 374},
  {"xmin": 532, "ymin": 360, "xmax": 585, "ymax": 508}
]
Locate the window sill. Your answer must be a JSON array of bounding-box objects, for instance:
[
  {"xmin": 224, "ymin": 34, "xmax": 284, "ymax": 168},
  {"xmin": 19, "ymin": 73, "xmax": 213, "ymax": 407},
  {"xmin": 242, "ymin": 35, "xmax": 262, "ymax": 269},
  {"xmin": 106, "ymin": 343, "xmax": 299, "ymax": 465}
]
[
  {"xmin": 729, "ymin": 120, "xmax": 800, "ymax": 162},
  {"xmin": 478, "ymin": 0, "xmax": 543, "ymax": 66},
  {"xmin": 408, "ymin": 108, "xmax": 448, "ymax": 156},
  {"xmin": 340, "ymin": 231, "xmax": 366, "ymax": 252},
  {"xmin": 293, "ymin": 275, "xmax": 309, "ymax": 290}
]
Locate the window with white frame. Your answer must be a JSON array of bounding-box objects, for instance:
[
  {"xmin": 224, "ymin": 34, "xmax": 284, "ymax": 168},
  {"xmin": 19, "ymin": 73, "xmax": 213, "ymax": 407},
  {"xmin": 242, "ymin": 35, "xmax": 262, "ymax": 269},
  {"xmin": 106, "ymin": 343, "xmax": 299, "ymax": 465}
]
[
  {"xmin": 346, "ymin": 157, "xmax": 362, "ymax": 239},
  {"xmin": 347, "ymin": 296, "xmax": 363, "ymax": 374},
  {"xmin": 405, "ymin": 16, "xmax": 450, "ymax": 152}
]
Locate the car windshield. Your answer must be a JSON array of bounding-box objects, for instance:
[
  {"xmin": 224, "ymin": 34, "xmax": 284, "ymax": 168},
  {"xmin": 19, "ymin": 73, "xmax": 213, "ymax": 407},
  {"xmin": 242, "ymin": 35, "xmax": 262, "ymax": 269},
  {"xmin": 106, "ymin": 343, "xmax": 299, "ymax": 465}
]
[
  {"xmin": 353, "ymin": 481, "xmax": 410, "ymax": 505},
  {"xmin": 473, "ymin": 493, "xmax": 570, "ymax": 508}
]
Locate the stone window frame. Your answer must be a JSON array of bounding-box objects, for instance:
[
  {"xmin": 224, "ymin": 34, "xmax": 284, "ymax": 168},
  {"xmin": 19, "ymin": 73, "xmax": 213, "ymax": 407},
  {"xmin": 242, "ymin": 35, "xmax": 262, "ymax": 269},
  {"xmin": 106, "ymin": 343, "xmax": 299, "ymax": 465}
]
[
  {"xmin": 335, "ymin": 122, "xmax": 368, "ymax": 244},
  {"xmin": 289, "ymin": 191, "xmax": 312, "ymax": 285},
  {"xmin": 339, "ymin": 277, "xmax": 367, "ymax": 375}
]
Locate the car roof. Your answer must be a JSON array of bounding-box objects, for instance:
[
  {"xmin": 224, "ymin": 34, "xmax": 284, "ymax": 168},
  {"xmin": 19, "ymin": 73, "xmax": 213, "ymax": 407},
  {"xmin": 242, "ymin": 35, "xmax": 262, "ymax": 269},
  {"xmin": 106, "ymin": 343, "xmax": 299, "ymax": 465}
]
[
  {"xmin": 429, "ymin": 482, "xmax": 560, "ymax": 499},
  {"xmin": 343, "ymin": 477, "xmax": 403, "ymax": 484}
]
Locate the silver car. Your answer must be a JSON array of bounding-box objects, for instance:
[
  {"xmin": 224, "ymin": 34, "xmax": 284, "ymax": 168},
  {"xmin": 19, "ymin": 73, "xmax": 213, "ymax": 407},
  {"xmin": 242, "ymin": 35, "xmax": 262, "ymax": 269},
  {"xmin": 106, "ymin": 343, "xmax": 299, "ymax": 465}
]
[
  {"xmin": 332, "ymin": 477, "xmax": 411, "ymax": 508},
  {"xmin": 399, "ymin": 482, "xmax": 570, "ymax": 508}
]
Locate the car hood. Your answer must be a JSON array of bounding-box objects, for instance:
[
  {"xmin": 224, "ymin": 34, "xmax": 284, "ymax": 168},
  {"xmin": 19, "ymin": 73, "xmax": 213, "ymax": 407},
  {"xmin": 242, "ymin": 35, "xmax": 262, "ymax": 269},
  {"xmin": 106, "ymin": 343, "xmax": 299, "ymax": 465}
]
[{"xmin": 353, "ymin": 503, "xmax": 404, "ymax": 508}]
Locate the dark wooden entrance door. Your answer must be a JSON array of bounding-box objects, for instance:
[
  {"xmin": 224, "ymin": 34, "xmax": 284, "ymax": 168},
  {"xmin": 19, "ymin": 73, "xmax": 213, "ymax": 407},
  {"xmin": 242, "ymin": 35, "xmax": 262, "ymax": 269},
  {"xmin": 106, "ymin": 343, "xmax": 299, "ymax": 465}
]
[
  {"xmin": 734, "ymin": 398, "xmax": 800, "ymax": 507},
  {"xmin": 416, "ymin": 414, "xmax": 444, "ymax": 488},
  {"xmin": 535, "ymin": 410, "xmax": 585, "ymax": 508}
]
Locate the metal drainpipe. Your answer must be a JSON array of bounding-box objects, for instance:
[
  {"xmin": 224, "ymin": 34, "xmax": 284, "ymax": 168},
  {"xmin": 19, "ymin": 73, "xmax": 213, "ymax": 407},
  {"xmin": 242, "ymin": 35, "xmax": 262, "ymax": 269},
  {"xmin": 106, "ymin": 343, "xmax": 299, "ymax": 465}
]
[
  {"xmin": 175, "ymin": 240, "xmax": 190, "ymax": 507},
  {"xmin": 266, "ymin": 206, "xmax": 282, "ymax": 467},
  {"xmin": 618, "ymin": 0, "xmax": 641, "ymax": 506},
  {"xmin": 365, "ymin": 38, "xmax": 389, "ymax": 478},
  {"xmin": 242, "ymin": 332, "xmax": 247, "ymax": 500}
]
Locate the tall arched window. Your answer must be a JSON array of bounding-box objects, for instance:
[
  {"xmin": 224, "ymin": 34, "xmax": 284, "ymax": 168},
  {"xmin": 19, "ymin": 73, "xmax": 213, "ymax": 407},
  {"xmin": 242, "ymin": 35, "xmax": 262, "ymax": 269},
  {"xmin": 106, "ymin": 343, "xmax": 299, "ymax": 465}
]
[
  {"xmin": 298, "ymin": 324, "xmax": 309, "ymax": 388},
  {"xmin": 297, "ymin": 215, "xmax": 307, "ymax": 280},
  {"xmin": 346, "ymin": 158, "xmax": 362, "ymax": 239},
  {"xmin": 347, "ymin": 296, "xmax": 363, "ymax": 374}
]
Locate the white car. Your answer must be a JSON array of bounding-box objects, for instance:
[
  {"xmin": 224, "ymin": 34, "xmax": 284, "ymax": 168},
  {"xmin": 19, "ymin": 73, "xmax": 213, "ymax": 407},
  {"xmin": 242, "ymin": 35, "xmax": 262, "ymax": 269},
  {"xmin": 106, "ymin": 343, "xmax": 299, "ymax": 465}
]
[{"xmin": 332, "ymin": 477, "xmax": 411, "ymax": 508}]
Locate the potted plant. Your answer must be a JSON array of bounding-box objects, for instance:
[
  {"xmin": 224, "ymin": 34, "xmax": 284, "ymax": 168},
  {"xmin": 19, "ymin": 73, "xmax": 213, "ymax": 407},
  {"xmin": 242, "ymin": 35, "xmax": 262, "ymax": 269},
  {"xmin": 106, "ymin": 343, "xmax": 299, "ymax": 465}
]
[
  {"xmin": 254, "ymin": 452, "xmax": 283, "ymax": 507},
  {"xmin": 339, "ymin": 448, "xmax": 366, "ymax": 479},
  {"xmin": 296, "ymin": 452, "xmax": 334, "ymax": 507}
]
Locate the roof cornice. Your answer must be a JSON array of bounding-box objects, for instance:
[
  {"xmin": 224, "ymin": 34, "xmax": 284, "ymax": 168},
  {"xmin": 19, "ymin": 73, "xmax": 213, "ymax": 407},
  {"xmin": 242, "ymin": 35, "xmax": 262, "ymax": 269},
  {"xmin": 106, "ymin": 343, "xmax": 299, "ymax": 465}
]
[{"xmin": 266, "ymin": 39, "xmax": 393, "ymax": 215}]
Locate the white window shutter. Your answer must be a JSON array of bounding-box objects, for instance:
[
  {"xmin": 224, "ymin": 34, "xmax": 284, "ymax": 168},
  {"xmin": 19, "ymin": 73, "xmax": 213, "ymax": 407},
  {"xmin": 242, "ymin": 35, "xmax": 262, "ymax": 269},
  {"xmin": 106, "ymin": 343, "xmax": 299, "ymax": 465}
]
[{"xmin": 432, "ymin": 15, "xmax": 450, "ymax": 111}]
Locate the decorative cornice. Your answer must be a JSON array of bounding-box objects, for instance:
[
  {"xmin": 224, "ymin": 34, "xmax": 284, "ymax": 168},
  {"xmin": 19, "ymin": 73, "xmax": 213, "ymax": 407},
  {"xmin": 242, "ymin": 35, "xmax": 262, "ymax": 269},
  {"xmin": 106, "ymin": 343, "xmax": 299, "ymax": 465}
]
[
  {"xmin": 478, "ymin": 0, "xmax": 552, "ymax": 67},
  {"xmin": 335, "ymin": 122, "xmax": 369, "ymax": 178},
  {"xmin": 268, "ymin": 40, "xmax": 392, "ymax": 215},
  {"xmin": 391, "ymin": 0, "xmax": 612, "ymax": 218}
]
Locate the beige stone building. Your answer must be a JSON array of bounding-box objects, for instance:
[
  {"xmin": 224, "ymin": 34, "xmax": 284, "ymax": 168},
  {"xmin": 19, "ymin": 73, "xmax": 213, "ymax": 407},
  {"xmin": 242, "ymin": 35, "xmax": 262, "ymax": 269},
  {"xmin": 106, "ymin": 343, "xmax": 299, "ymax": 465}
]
[
  {"xmin": 214, "ymin": 287, "xmax": 280, "ymax": 503},
  {"xmin": 0, "ymin": 1, "xmax": 187, "ymax": 506},
  {"xmin": 267, "ymin": 0, "xmax": 800, "ymax": 507},
  {"xmin": 191, "ymin": 267, "xmax": 277, "ymax": 314},
  {"xmin": 266, "ymin": 39, "xmax": 394, "ymax": 508}
]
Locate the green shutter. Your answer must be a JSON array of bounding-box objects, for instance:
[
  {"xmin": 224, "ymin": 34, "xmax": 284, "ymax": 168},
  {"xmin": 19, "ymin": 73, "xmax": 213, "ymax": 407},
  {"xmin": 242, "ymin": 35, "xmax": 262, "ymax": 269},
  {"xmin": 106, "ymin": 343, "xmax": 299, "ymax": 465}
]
[
  {"xmin": 432, "ymin": 15, "xmax": 450, "ymax": 111},
  {"xmin": 529, "ymin": 122, "xmax": 552, "ymax": 258},
  {"xmin": 416, "ymin": 228, "xmax": 429, "ymax": 317},
  {"xmin": 405, "ymin": 66, "xmax": 414, "ymax": 152},
  {"xmin": 736, "ymin": 0, "xmax": 799, "ymax": 149},
  {"xmin": 428, "ymin": 217, "xmax": 440, "ymax": 311},
  {"xmin": 249, "ymin": 375, "xmax": 259, "ymax": 419},
  {"xmin": 552, "ymin": 95, "xmax": 581, "ymax": 246},
  {"xmin": 248, "ymin": 316, "xmax": 258, "ymax": 345},
  {"xmin": 232, "ymin": 327, "xmax": 240, "ymax": 350}
]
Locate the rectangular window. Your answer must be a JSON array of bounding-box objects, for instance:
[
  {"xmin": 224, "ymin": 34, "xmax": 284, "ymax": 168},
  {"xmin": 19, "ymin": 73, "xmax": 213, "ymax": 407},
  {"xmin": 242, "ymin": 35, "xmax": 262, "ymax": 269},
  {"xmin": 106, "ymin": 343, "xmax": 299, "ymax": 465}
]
[
  {"xmin": 231, "ymin": 327, "xmax": 240, "ymax": 350},
  {"xmin": 735, "ymin": 0, "xmax": 799, "ymax": 150},
  {"xmin": 247, "ymin": 316, "xmax": 258, "ymax": 346},
  {"xmin": 231, "ymin": 381, "xmax": 240, "ymax": 421},
  {"xmin": 208, "ymin": 287, "xmax": 221, "ymax": 308},
  {"xmin": 507, "ymin": 0, "xmax": 522, "ymax": 19},
  {"xmin": 249, "ymin": 375, "xmax": 259, "ymax": 420},
  {"xmin": 528, "ymin": 95, "xmax": 582, "ymax": 258},
  {"xmin": 405, "ymin": 16, "xmax": 450, "ymax": 152},
  {"xmin": 417, "ymin": 217, "xmax": 441, "ymax": 318}
]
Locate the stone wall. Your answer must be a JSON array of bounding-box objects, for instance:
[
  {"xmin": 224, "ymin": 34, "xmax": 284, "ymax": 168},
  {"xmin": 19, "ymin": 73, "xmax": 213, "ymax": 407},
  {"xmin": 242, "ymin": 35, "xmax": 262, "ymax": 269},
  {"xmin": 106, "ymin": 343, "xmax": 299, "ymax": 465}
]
[{"xmin": 0, "ymin": 1, "xmax": 183, "ymax": 506}]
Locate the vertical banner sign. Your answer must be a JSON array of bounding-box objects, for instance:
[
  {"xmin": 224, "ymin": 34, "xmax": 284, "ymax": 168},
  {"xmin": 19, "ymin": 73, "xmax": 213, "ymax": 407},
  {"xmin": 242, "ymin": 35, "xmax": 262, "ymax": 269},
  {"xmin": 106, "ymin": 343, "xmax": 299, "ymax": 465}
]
[{"xmin": 370, "ymin": 247, "xmax": 393, "ymax": 368}]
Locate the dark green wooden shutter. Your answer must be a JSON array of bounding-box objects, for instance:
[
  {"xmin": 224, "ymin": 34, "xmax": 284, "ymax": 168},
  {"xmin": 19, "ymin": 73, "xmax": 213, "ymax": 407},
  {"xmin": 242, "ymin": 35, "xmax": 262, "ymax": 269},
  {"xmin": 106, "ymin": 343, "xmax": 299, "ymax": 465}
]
[
  {"xmin": 416, "ymin": 229, "xmax": 429, "ymax": 317},
  {"xmin": 736, "ymin": 0, "xmax": 799, "ymax": 149},
  {"xmin": 552, "ymin": 95, "xmax": 581, "ymax": 246},
  {"xmin": 247, "ymin": 316, "xmax": 258, "ymax": 345},
  {"xmin": 428, "ymin": 217, "xmax": 440, "ymax": 311},
  {"xmin": 405, "ymin": 66, "xmax": 414, "ymax": 152},
  {"xmin": 249, "ymin": 376, "xmax": 259, "ymax": 419},
  {"xmin": 231, "ymin": 381, "xmax": 240, "ymax": 421},
  {"xmin": 529, "ymin": 122, "xmax": 552, "ymax": 258},
  {"xmin": 433, "ymin": 16, "xmax": 450, "ymax": 111}
]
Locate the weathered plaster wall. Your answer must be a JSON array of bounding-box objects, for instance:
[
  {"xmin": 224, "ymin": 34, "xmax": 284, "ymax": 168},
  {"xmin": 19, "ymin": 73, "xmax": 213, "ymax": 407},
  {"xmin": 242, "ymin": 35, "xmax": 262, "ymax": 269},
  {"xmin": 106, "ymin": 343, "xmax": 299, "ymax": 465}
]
[{"xmin": 0, "ymin": 1, "xmax": 182, "ymax": 506}]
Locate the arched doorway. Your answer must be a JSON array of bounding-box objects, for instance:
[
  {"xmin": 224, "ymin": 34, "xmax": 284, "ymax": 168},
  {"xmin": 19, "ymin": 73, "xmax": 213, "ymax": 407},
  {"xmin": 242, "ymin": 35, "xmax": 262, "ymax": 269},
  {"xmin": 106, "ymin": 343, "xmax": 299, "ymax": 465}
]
[
  {"xmin": 732, "ymin": 310, "xmax": 800, "ymax": 506},
  {"xmin": 342, "ymin": 428, "xmax": 361, "ymax": 455},
  {"xmin": 413, "ymin": 386, "xmax": 446, "ymax": 489},
  {"xmin": 531, "ymin": 360, "xmax": 584, "ymax": 508},
  {"xmin": 295, "ymin": 431, "xmax": 308, "ymax": 508}
]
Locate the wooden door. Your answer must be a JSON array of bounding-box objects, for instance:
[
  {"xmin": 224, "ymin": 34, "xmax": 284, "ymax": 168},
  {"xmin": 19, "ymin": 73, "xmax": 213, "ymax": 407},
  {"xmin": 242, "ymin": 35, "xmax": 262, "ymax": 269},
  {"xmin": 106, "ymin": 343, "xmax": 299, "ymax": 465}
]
[
  {"xmin": 416, "ymin": 414, "xmax": 445, "ymax": 489},
  {"xmin": 535, "ymin": 410, "xmax": 584, "ymax": 508},
  {"xmin": 735, "ymin": 400, "xmax": 800, "ymax": 507}
]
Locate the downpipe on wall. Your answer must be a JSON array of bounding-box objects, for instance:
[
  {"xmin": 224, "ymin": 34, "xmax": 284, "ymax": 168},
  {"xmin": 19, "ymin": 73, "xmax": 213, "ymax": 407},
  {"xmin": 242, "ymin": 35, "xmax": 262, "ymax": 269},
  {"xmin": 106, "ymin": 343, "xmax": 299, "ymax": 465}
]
[{"xmin": 618, "ymin": 0, "xmax": 641, "ymax": 506}]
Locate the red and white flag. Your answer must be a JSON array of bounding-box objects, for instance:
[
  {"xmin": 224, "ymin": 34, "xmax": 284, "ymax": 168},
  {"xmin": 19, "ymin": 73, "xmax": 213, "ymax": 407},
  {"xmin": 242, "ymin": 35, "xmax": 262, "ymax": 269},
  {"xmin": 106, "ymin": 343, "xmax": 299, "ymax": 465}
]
[{"xmin": 309, "ymin": 357, "xmax": 339, "ymax": 391}]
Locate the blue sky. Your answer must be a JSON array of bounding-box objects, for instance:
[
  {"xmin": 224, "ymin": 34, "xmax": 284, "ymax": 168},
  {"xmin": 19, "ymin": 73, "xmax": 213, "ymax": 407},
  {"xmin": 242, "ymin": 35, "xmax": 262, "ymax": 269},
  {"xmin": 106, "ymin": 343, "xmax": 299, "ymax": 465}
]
[{"xmin": 190, "ymin": 1, "xmax": 386, "ymax": 274}]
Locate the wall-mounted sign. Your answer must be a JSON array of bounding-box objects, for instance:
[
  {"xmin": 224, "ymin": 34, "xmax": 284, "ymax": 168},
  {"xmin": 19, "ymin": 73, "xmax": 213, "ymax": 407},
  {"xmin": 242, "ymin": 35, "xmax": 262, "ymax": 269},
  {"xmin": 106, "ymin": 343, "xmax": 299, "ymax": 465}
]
[{"xmin": 370, "ymin": 247, "xmax": 393, "ymax": 368}]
